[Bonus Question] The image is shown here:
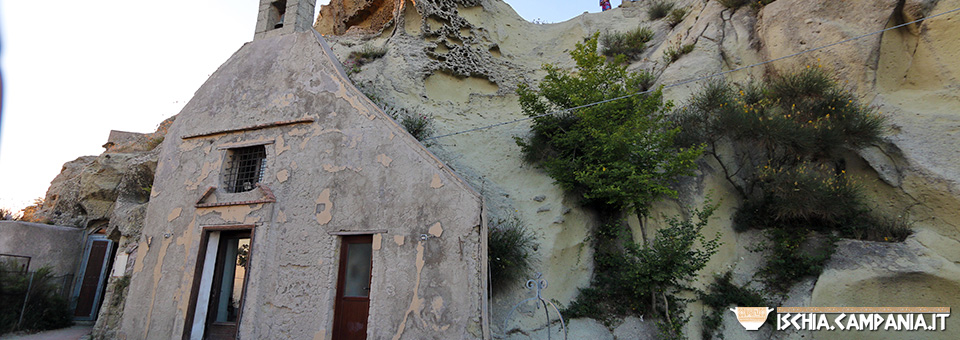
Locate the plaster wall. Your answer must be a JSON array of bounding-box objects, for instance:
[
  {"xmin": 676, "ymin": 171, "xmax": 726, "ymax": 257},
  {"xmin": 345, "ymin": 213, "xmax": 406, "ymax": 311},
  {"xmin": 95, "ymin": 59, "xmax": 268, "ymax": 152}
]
[
  {"xmin": 119, "ymin": 31, "xmax": 487, "ymax": 340},
  {"xmin": 0, "ymin": 221, "xmax": 85, "ymax": 276}
]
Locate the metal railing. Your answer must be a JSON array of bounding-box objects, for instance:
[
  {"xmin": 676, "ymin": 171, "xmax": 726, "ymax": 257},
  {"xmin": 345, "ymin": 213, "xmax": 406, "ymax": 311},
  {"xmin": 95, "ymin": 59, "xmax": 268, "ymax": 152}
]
[
  {"xmin": 1, "ymin": 255, "xmax": 75, "ymax": 333},
  {"xmin": 501, "ymin": 273, "xmax": 567, "ymax": 340}
]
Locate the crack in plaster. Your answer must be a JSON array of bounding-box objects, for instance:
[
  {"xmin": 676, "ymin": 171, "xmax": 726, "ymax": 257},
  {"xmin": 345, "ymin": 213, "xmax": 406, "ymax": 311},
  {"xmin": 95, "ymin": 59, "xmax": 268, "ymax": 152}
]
[
  {"xmin": 143, "ymin": 236, "xmax": 173, "ymax": 338},
  {"xmin": 392, "ymin": 241, "xmax": 425, "ymax": 340},
  {"xmin": 174, "ymin": 216, "xmax": 199, "ymax": 314}
]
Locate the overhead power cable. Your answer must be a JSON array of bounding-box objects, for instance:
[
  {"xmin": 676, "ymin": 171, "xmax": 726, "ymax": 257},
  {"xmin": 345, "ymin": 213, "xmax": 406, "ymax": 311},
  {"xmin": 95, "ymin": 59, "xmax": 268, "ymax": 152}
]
[{"xmin": 423, "ymin": 6, "xmax": 960, "ymax": 141}]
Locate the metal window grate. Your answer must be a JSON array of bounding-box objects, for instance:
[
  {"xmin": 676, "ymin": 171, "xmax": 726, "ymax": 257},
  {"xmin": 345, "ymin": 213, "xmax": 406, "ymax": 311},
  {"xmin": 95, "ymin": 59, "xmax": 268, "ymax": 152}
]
[{"xmin": 225, "ymin": 146, "xmax": 266, "ymax": 193}]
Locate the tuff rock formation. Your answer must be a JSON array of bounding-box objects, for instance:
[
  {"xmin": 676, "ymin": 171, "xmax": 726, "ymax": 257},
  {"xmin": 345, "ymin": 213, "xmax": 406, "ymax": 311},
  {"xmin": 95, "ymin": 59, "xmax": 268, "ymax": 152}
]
[
  {"xmin": 315, "ymin": 0, "xmax": 960, "ymax": 338},
  {"xmin": 33, "ymin": 117, "xmax": 173, "ymax": 339}
]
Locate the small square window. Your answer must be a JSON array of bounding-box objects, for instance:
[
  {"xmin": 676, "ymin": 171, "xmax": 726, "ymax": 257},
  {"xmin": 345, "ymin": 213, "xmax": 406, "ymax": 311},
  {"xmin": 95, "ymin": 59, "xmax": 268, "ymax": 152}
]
[{"xmin": 224, "ymin": 146, "xmax": 267, "ymax": 193}]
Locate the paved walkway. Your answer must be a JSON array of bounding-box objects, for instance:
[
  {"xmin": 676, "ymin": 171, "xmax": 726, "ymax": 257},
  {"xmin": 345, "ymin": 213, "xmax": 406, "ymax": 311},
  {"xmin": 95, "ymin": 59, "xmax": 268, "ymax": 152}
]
[{"xmin": 0, "ymin": 325, "xmax": 93, "ymax": 340}]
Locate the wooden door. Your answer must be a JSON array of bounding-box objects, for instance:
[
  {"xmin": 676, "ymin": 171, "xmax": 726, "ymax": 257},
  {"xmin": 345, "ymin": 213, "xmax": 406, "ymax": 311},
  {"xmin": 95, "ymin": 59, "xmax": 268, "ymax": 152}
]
[
  {"xmin": 74, "ymin": 240, "xmax": 110, "ymax": 318},
  {"xmin": 204, "ymin": 231, "xmax": 251, "ymax": 340},
  {"xmin": 332, "ymin": 235, "xmax": 373, "ymax": 340}
]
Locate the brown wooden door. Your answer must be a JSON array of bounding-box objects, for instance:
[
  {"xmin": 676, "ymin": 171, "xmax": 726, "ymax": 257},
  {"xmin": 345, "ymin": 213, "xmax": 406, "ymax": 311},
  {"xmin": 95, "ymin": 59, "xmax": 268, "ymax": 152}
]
[
  {"xmin": 332, "ymin": 235, "xmax": 373, "ymax": 340},
  {"xmin": 75, "ymin": 240, "xmax": 110, "ymax": 318},
  {"xmin": 204, "ymin": 231, "xmax": 251, "ymax": 340}
]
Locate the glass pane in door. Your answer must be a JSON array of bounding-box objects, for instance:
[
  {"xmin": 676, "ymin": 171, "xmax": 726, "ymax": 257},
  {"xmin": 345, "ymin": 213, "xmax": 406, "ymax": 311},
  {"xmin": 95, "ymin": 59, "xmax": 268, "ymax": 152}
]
[
  {"xmin": 343, "ymin": 242, "xmax": 372, "ymax": 297},
  {"xmin": 214, "ymin": 236, "xmax": 249, "ymax": 322}
]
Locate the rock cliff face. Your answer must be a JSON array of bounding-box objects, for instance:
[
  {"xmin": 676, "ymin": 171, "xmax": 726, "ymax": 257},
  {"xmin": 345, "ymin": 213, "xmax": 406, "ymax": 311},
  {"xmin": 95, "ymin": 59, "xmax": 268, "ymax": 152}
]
[
  {"xmin": 34, "ymin": 117, "xmax": 173, "ymax": 339},
  {"xmin": 314, "ymin": 0, "xmax": 960, "ymax": 338},
  {"xmin": 36, "ymin": 0, "xmax": 959, "ymax": 338}
]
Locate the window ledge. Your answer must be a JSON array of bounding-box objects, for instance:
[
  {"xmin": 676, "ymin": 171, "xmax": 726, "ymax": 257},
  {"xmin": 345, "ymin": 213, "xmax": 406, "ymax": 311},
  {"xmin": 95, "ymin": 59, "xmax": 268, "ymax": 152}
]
[
  {"xmin": 216, "ymin": 139, "xmax": 275, "ymax": 150},
  {"xmin": 195, "ymin": 184, "xmax": 276, "ymax": 208},
  {"xmin": 327, "ymin": 230, "xmax": 388, "ymax": 236},
  {"xmin": 181, "ymin": 118, "xmax": 315, "ymax": 140}
]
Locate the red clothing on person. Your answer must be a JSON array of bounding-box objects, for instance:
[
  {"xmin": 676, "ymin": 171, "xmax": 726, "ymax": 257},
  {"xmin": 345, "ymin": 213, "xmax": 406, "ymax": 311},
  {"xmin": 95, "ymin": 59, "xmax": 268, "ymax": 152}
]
[{"xmin": 601, "ymin": 0, "xmax": 611, "ymax": 11}]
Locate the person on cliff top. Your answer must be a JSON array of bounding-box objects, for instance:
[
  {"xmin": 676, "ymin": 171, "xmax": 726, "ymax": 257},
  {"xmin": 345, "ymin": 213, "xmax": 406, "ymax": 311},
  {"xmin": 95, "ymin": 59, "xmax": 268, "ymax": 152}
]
[{"xmin": 600, "ymin": 0, "xmax": 612, "ymax": 11}]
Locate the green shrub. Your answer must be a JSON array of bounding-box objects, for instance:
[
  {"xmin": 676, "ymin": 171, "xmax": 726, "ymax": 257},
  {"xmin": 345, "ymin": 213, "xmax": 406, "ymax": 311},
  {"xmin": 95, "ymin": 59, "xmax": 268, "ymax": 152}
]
[
  {"xmin": 700, "ymin": 271, "xmax": 768, "ymax": 340},
  {"xmin": 564, "ymin": 204, "xmax": 720, "ymax": 337},
  {"xmin": 111, "ymin": 275, "xmax": 131, "ymax": 307},
  {"xmin": 751, "ymin": 228, "xmax": 836, "ymax": 292},
  {"xmin": 757, "ymin": 0, "xmax": 778, "ymax": 8},
  {"xmin": 348, "ymin": 45, "xmax": 388, "ymax": 66},
  {"xmin": 733, "ymin": 163, "xmax": 865, "ymax": 231},
  {"xmin": 488, "ymin": 218, "xmax": 536, "ymax": 293},
  {"xmin": 345, "ymin": 45, "xmax": 388, "ymax": 79},
  {"xmin": 0, "ymin": 264, "xmax": 73, "ymax": 334},
  {"xmin": 363, "ymin": 90, "xmax": 435, "ymax": 143},
  {"xmin": 399, "ymin": 113, "xmax": 434, "ymax": 142},
  {"xmin": 854, "ymin": 213, "xmax": 912, "ymax": 242},
  {"xmin": 675, "ymin": 69, "xmax": 887, "ymax": 209},
  {"xmin": 636, "ymin": 70, "xmax": 657, "ymax": 91},
  {"xmin": 146, "ymin": 136, "xmax": 164, "ymax": 149},
  {"xmin": 663, "ymin": 41, "xmax": 695, "ymax": 64},
  {"xmin": 0, "ymin": 208, "xmax": 13, "ymax": 220},
  {"xmin": 674, "ymin": 68, "xmax": 896, "ymax": 290},
  {"xmin": 667, "ymin": 8, "xmax": 689, "ymax": 27},
  {"xmin": 648, "ymin": 1, "xmax": 676, "ymax": 20},
  {"xmin": 716, "ymin": 0, "xmax": 750, "ymax": 9},
  {"xmin": 600, "ymin": 26, "xmax": 654, "ymax": 60},
  {"xmin": 717, "ymin": 0, "xmax": 775, "ymax": 9}
]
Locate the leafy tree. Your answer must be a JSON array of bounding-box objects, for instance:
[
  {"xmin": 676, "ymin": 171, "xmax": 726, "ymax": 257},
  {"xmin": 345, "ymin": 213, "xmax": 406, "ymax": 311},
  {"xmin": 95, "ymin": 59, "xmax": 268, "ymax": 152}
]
[
  {"xmin": 517, "ymin": 34, "xmax": 713, "ymax": 338},
  {"xmin": 516, "ymin": 33, "xmax": 701, "ymax": 242}
]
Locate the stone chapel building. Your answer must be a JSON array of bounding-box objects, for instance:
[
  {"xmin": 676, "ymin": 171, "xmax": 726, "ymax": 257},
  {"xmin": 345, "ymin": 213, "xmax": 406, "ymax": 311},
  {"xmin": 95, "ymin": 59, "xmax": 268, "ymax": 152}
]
[{"xmin": 118, "ymin": 1, "xmax": 490, "ymax": 338}]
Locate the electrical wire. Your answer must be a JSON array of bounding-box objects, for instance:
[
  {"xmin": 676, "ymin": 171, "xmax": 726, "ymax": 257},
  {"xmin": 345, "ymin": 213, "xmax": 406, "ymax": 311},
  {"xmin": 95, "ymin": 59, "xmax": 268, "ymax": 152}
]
[{"xmin": 423, "ymin": 6, "xmax": 960, "ymax": 141}]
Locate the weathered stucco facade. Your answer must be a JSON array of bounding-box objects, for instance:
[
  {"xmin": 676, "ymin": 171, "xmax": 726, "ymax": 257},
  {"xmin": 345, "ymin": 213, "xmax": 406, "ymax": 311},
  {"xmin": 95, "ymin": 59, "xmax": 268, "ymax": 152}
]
[{"xmin": 118, "ymin": 9, "xmax": 488, "ymax": 338}]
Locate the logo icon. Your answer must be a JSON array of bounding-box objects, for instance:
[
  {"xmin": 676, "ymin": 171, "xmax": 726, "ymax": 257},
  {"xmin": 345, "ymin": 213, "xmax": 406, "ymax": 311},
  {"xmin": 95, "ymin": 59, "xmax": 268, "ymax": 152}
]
[{"xmin": 729, "ymin": 307, "xmax": 775, "ymax": 330}]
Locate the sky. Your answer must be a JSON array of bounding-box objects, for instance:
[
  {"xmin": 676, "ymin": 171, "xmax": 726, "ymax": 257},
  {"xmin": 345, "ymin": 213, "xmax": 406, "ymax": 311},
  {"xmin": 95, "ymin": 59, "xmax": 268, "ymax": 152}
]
[{"xmin": 0, "ymin": 0, "xmax": 602, "ymax": 213}]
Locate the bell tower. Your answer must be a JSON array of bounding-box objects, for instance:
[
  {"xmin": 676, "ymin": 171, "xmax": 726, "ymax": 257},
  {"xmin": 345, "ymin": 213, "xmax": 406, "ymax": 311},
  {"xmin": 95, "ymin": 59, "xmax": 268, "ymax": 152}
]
[{"xmin": 255, "ymin": 0, "xmax": 317, "ymax": 40}]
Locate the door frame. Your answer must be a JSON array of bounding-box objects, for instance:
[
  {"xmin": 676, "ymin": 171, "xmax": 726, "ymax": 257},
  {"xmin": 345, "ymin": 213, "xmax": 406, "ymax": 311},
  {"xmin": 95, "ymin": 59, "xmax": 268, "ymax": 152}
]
[
  {"xmin": 183, "ymin": 224, "xmax": 256, "ymax": 340},
  {"xmin": 70, "ymin": 234, "xmax": 114, "ymax": 321},
  {"xmin": 332, "ymin": 234, "xmax": 374, "ymax": 340}
]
